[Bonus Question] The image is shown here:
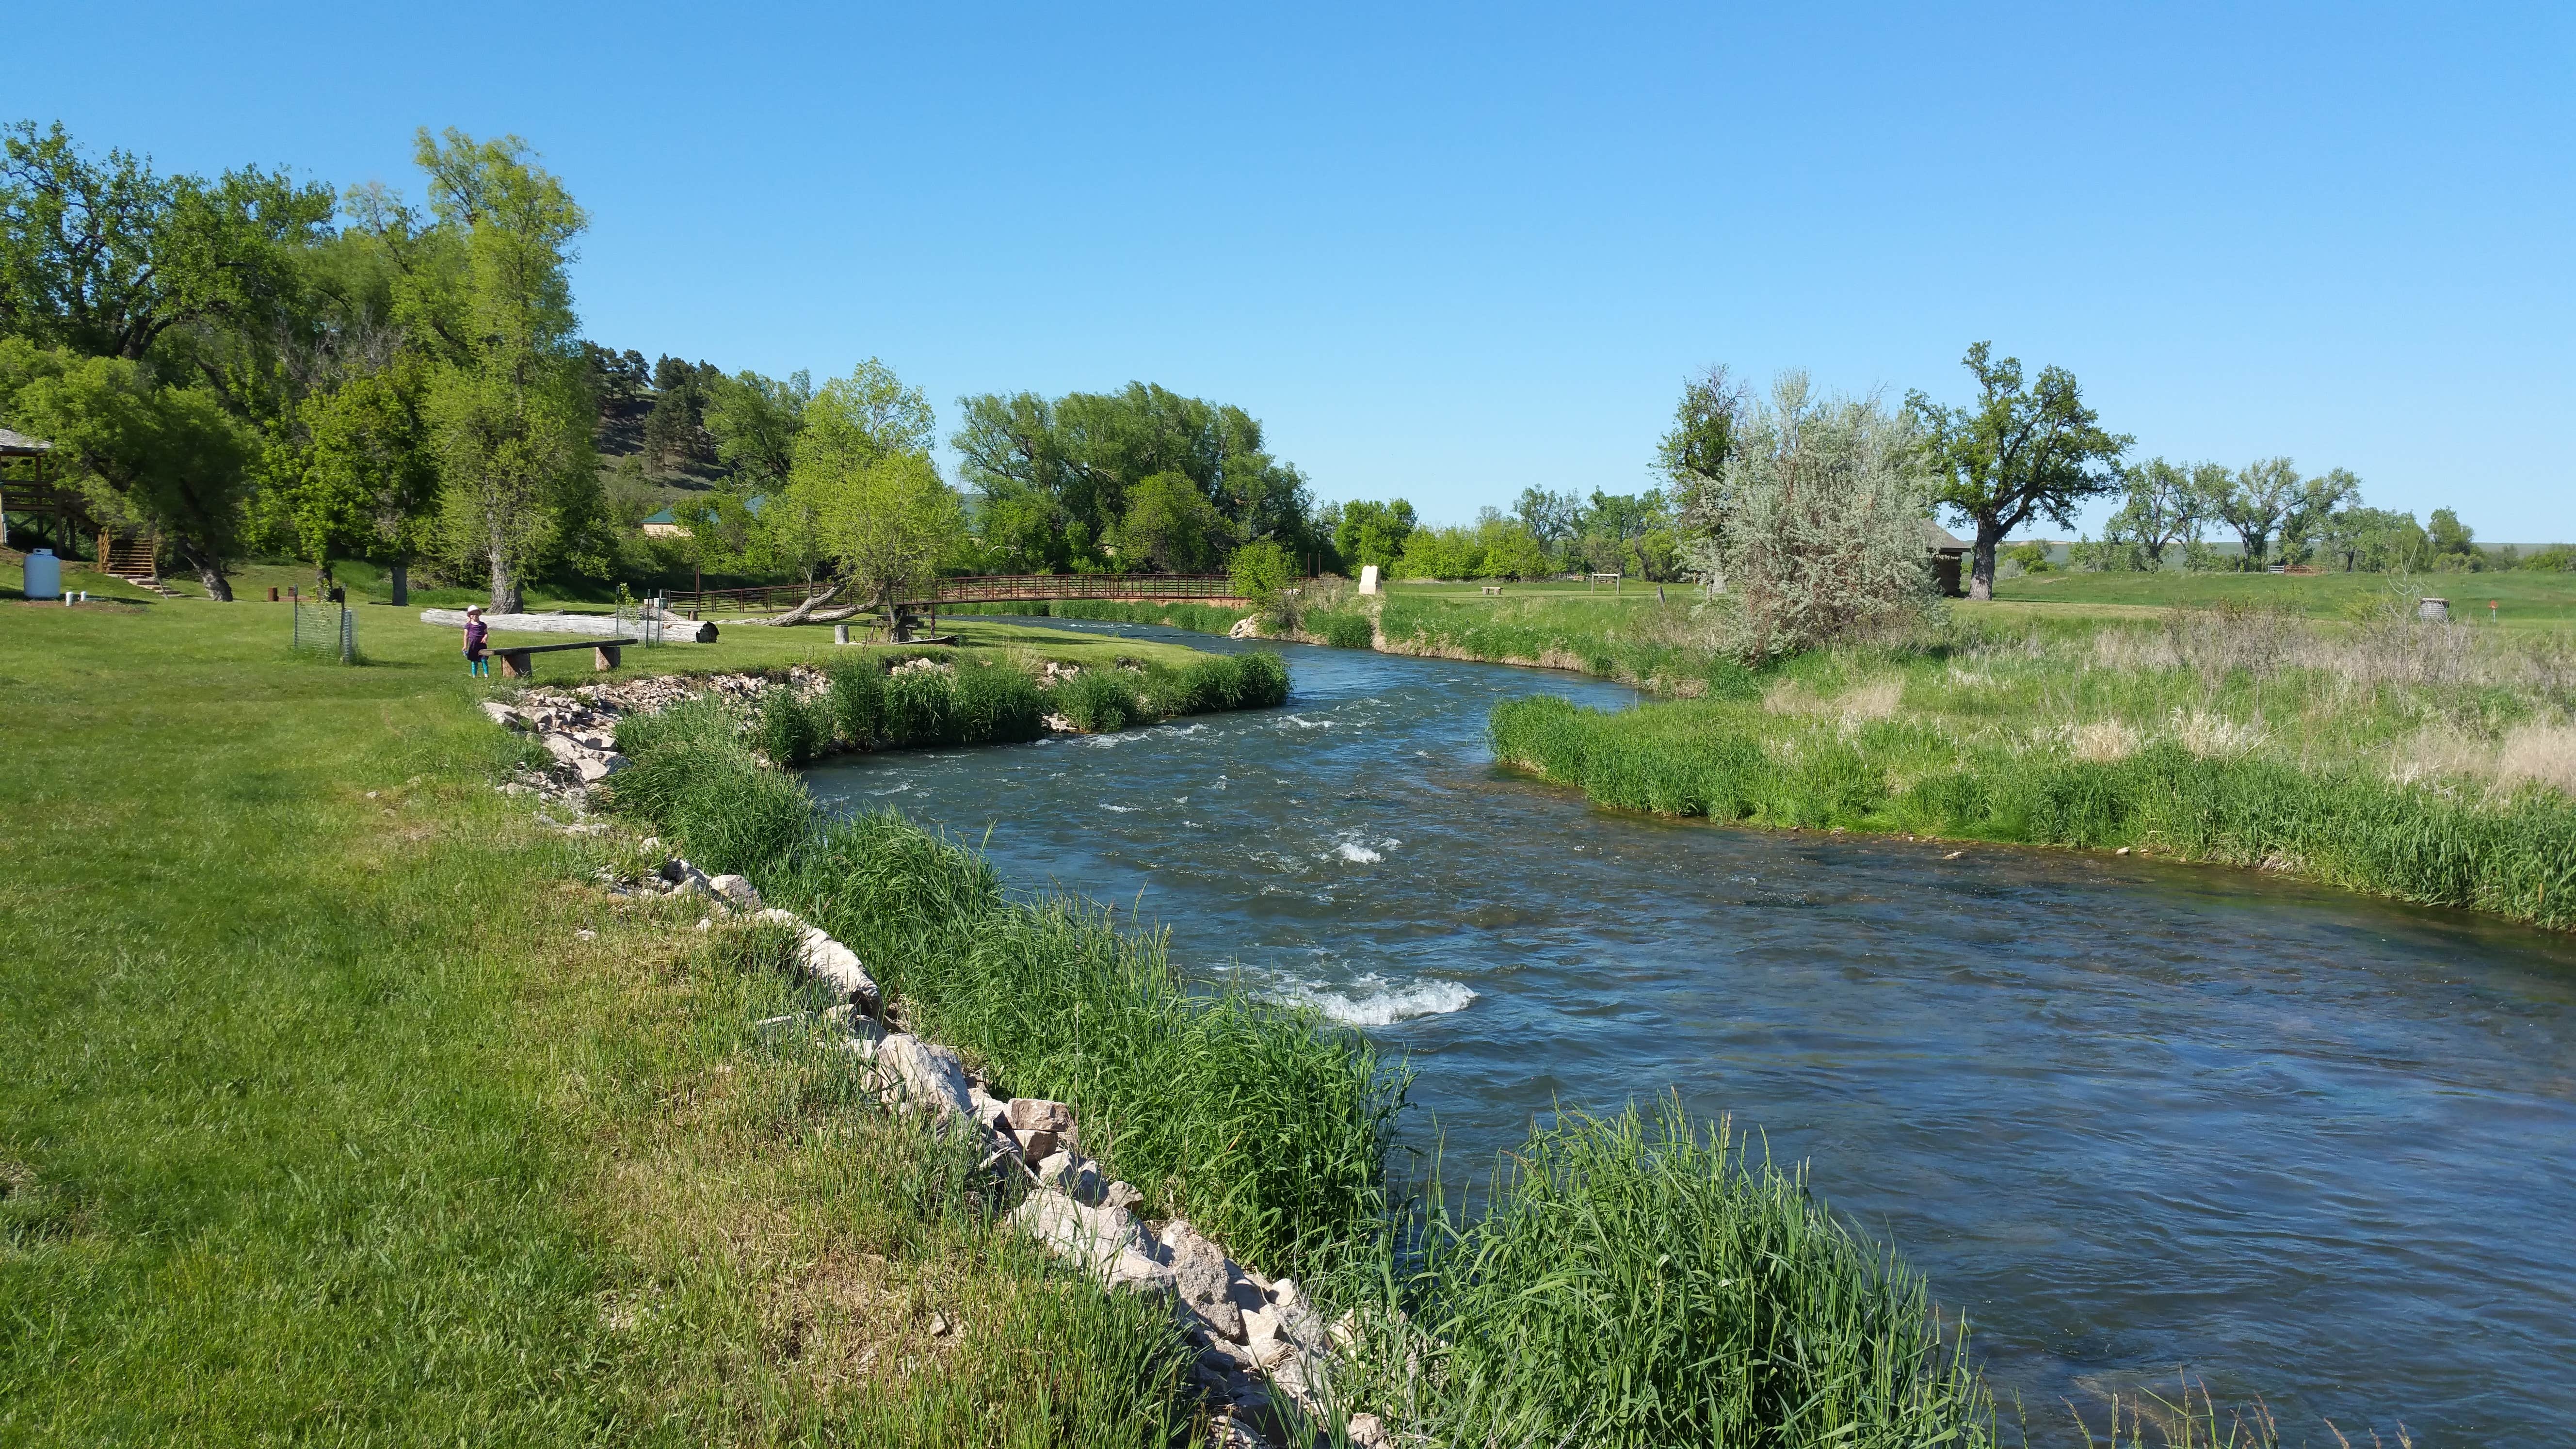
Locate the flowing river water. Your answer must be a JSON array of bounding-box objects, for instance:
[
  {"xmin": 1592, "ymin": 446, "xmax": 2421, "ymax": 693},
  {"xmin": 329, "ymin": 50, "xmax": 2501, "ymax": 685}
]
[{"xmin": 802, "ymin": 621, "xmax": 2576, "ymax": 1445}]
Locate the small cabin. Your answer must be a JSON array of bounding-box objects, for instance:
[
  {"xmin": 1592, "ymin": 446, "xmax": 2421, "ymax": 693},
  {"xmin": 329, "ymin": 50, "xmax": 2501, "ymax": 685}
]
[{"xmin": 1925, "ymin": 520, "xmax": 1970, "ymax": 597}]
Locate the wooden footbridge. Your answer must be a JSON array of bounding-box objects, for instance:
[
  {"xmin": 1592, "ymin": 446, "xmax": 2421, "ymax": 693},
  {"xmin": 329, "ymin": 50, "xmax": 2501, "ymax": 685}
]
[{"xmin": 665, "ymin": 573, "xmax": 1248, "ymax": 620}]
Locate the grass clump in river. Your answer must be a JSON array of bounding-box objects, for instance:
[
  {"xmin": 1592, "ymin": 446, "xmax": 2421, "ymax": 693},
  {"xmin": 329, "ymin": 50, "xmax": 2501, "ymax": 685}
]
[
  {"xmin": 1492, "ymin": 603, "xmax": 2576, "ymax": 929},
  {"xmin": 1334, "ymin": 1100, "xmax": 1995, "ymax": 1448}
]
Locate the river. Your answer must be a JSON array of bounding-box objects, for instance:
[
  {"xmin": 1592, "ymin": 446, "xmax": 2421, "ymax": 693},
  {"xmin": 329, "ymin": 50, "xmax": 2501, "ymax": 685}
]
[{"xmin": 801, "ymin": 620, "xmax": 2576, "ymax": 1446}]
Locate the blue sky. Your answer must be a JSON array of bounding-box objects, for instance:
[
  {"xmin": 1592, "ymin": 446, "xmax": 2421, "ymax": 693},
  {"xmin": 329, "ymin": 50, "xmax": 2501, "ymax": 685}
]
[{"xmin": 19, "ymin": 3, "xmax": 2572, "ymax": 537}]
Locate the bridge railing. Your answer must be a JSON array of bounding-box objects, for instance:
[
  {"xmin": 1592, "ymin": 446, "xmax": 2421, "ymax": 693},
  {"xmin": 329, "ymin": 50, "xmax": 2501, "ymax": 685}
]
[
  {"xmin": 904, "ymin": 574, "xmax": 1242, "ymax": 605},
  {"xmin": 664, "ymin": 573, "xmax": 1250, "ymax": 618},
  {"xmin": 665, "ymin": 582, "xmax": 831, "ymax": 618}
]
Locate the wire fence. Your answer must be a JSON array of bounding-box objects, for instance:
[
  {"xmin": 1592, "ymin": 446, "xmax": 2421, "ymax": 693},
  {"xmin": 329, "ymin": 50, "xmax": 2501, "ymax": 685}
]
[
  {"xmin": 615, "ymin": 591, "xmax": 668, "ymax": 647},
  {"xmin": 292, "ymin": 598, "xmax": 355, "ymax": 663}
]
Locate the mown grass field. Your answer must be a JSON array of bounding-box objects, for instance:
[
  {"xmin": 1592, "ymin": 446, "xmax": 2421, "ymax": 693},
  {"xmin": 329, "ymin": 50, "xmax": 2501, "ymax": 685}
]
[
  {"xmin": 0, "ymin": 596, "xmax": 1256, "ymax": 1444},
  {"xmin": 1992, "ymin": 567, "xmax": 2576, "ymax": 627}
]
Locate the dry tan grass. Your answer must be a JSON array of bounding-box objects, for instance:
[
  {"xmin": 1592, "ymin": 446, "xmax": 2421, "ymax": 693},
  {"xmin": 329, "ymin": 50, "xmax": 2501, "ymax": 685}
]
[
  {"xmin": 1765, "ymin": 678, "xmax": 1902, "ymax": 722},
  {"xmin": 2065, "ymin": 720, "xmax": 2142, "ymax": 763},
  {"xmin": 2169, "ymin": 707, "xmax": 2270, "ymax": 759},
  {"xmin": 2387, "ymin": 718, "xmax": 2576, "ymax": 798},
  {"xmin": 2494, "ymin": 722, "xmax": 2576, "ymax": 796}
]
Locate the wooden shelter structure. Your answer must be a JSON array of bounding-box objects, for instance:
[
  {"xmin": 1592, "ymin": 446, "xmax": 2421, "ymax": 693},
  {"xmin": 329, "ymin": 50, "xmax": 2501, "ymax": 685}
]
[
  {"xmin": 0, "ymin": 427, "xmax": 73, "ymax": 555},
  {"xmin": 1924, "ymin": 519, "xmax": 1970, "ymax": 597}
]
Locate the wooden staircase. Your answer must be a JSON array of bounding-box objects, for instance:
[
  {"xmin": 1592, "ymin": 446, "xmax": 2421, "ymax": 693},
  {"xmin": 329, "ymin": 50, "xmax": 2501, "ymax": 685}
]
[{"xmin": 98, "ymin": 531, "xmax": 183, "ymax": 597}]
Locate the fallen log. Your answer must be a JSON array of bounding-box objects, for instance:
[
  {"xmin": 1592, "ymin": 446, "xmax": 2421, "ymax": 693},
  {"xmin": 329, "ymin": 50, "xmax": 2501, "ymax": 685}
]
[
  {"xmin": 419, "ymin": 608, "xmax": 718, "ymax": 644},
  {"xmin": 745, "ymin": 580, "xmax": 848, "ymax": 627}
]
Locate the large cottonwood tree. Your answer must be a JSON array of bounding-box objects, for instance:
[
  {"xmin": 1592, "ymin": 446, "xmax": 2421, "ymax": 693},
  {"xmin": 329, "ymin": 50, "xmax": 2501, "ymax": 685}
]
[
  {"xmin": 366, "ymin": 129, "xmax": 602, "ymax": 612},
  {"xmin": 1908, "ymin": 342, "xmax": 2129, "ymax": 599}
]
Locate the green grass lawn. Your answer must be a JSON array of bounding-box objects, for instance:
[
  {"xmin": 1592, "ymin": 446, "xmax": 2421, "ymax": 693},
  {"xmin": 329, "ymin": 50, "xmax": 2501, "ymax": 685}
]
[
  {"xmin": 0, "ymin": 595, "xmax": 1240, "ymax": 1444},
  {"xmin": 1993, "ymin": 567, "xmax": 2576, "ymax": 627}
]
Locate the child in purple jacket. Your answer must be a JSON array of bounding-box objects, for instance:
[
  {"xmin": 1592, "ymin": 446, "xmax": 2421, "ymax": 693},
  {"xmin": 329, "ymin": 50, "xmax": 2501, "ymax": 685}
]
[{"xmin": 463, "ymin": 605, "xmax": 490, "ymax": 676}]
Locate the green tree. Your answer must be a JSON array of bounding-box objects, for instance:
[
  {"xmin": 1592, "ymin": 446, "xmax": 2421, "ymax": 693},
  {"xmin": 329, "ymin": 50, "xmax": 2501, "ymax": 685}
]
[
  {"xmin": 1113, "ymin": 470, "xmax": 1233, "ymax": 571},
  {"xmin": 703, "ymin": 368, "xmax": 811, "ymax": 492},
  {"xmin": 1908, "ymin": 342, "xmax": 2129, "ymax": 600},
  {"xmin": 1660, "ymin": 363, "xmax": 1749, "ymax": 570},
  {"xmin": 0, "ymin": 120, "xmax": 335, "ymax": 364},
  {"xmin": 266, "ymin": 357, "xmax": 438, "ymax": 600},
  {"xmin": 805, "ymin": 451, "xmax": 964, "ymax": 612},
  {"xmin": 951, "ymin": 382, "xmax": 1319, "ymax": 570},
  {"xmin": 370, "ymin": 129, "xmax": 600, "ymax": 613},
  {"xmin": 1475, "ymin": 512, "xmax": 1551, "ymax": 579},
  {"xmin": 1512, "ymin": 485, "xmax": 1580, "ymax": 564},
  {"xmin": 2, "ymin": 341, "xmax": 255, "ymax": 597},
  {"xmin": 2427, "ymin": 507, "xmax": 2479, "ymax": 568},
  {"xmin": 2103, "ymin": 458, "xmax": 2210, "ymax": 569},
  {"xmin": 2279, "ymin": 467, "xmax": 2361, "ymax": 565},
  {"xmin": 1334, "ymin": 498, "xmax": 1416, "ymax": 570},
  {"xmin": 2213, "ymin": 457, "xmax": 2300, "ymax": 570}
]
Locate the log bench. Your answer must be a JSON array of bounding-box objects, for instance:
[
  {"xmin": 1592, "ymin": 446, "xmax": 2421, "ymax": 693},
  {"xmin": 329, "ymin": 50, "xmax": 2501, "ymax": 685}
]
[
  {"xmin": 1481, "ymin": 584, "xmax": 1505, "ymax": 596},
  {"xmin": 490, "ymin": 638, "xmax": 640, "ymax": 677}
]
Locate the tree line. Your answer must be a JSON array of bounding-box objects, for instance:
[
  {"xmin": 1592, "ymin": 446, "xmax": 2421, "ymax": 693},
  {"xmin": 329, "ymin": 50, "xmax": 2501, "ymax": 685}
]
[{"xmin": 6, "ymin": 118, "xmax": 2535, "ymax": 616}]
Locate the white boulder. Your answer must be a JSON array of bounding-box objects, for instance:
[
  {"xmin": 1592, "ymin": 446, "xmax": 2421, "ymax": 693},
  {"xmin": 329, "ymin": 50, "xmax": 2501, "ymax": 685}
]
[{"xmin": 875, "ymin": 1033, "xmax": 973, "ymax": 1119}]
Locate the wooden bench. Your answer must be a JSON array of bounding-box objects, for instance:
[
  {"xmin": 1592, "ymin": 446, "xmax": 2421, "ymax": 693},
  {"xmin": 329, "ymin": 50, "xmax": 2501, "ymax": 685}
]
[
  {"xmin": 1481, "ymin": 584, "xmax": 1505, "ymax": 596},
  {"xmin": 489, "ymin": 638, "xmax": 640, "ymax": 677}
]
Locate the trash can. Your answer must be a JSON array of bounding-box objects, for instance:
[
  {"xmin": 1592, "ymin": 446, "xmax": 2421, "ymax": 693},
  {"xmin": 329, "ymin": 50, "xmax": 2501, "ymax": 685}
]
[
  {"xmin": 2416, "ymin": 596, "xmax": 2449, "ymax": 622},
  {"xmin": 21, "ymin": 547, "xmax": 61, "ymax": 600}
]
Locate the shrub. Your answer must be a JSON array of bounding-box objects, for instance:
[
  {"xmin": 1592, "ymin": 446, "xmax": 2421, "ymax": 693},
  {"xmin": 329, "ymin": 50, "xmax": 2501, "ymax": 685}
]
[
  {"xmin": 1229, "ymin": 538, "xmax": 1294, "ymax": 605},
  {"xmin": 1692, "ymin": 372, "xmax": 1942, "ymax": 661},
  {"xmin": 1051, "ymin": 668, "xmax": 1140, "ymax": 733}
]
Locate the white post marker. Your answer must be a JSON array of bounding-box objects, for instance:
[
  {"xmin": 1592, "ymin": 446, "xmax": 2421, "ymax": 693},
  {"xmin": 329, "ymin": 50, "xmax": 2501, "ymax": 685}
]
[{"xmin": 1357, "ymin": 564, "xmax": 1380, "ymax": 596}]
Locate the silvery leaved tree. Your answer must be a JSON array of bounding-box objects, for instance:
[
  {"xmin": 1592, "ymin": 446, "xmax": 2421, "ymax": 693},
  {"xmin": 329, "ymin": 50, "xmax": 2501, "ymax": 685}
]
[{"xmin": 1705, "ymin": 372, "xmax": 1942, "ymax": 661}]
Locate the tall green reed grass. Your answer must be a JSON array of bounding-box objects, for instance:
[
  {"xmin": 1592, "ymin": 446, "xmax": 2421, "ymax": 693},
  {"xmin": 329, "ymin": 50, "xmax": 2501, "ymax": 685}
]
[
  {"xmin": 606, "ymin": 695, "xmax": 1396, "ymax": 1276},
  {"xmin": 610, "ymin": 699, "xmax": 815, "ymax": 875},
  {"xmin": 767, "ymin": 811, "xmax": 1402, "ymax": 1277},
  {"xmin": 948, "ymin": 599, "xmax": 1254, "ymax": 635},
  {"xmin": 1491, "ymin": 693, "xmax": 2576, "ymax": 930},
  {"xmin": 1336, "ymin": 1099, "xmax": 1995, "ymax": 1448}
]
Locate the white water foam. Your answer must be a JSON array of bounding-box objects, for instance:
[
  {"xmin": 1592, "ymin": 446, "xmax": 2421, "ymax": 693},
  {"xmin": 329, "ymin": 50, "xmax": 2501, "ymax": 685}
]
[
  {"xmin": 1331, "ymin": 833, "xmax": 1401, "ymax": 865},
  {"xmin": 1283, "ymin": 974, "xmax": 1478, "ymax": 1027},
  {"xmin": 1100, "ymin": 803, "xmax": 1139, "ymax": 813}
]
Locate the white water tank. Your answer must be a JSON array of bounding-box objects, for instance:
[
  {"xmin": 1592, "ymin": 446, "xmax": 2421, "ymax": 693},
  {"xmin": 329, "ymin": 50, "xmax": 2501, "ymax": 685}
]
[{"xmin": 21, "ymin": 547, "xmax": 61, "ymax": 600}]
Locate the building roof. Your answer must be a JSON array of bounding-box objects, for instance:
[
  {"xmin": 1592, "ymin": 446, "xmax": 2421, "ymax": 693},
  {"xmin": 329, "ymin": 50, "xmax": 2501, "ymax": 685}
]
[
  {"xmin": 1923, "ymin": 518, "xmax": 1968, "ymax": 552},
  {"xmin": 0, "ymin": 427, "xmax": 53, "ymax": 456},
  {"xmin": 644, "ymin": 506, "xmax": 677, "ymax": 525}
]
